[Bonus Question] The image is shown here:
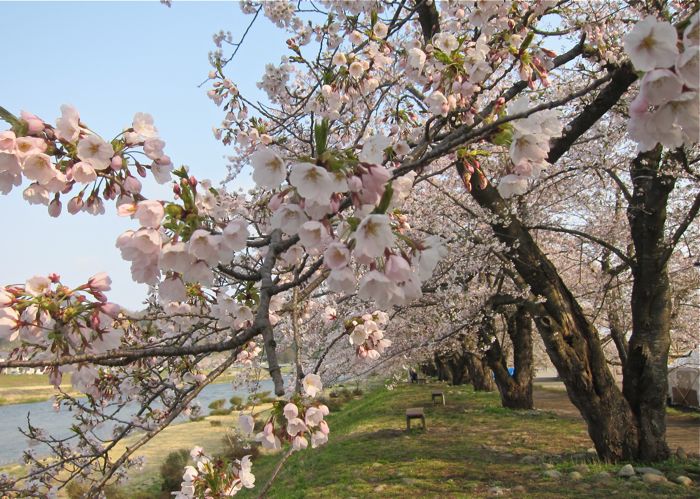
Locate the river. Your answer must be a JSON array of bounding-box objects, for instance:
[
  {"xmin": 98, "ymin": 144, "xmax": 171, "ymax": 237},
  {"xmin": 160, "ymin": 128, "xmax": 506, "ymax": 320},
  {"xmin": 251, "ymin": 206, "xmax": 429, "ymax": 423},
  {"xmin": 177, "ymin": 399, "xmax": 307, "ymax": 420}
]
[{"xmin": 0, "ymin": 379, "xmax": 278, "ymax": 466}]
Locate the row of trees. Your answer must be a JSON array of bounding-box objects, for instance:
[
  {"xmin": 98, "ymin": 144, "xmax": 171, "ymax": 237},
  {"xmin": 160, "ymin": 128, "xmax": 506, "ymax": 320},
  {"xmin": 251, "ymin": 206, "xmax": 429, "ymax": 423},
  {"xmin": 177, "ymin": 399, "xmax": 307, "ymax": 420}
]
[{"xmin": 0, "ymin": 1, "xmax": 697, "ymax": 496}]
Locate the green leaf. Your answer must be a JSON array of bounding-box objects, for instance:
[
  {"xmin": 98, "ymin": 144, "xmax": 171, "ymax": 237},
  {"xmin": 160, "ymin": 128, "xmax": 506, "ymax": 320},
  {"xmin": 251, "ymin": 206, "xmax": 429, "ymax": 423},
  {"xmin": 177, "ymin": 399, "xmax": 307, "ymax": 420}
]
[
  {"xmin": 346, "ymin": 216, "xmax": 361, "ymax": 231},
  {"xmin": 314, "ymin": 118, "xmax": 330, "ymax": 156}
]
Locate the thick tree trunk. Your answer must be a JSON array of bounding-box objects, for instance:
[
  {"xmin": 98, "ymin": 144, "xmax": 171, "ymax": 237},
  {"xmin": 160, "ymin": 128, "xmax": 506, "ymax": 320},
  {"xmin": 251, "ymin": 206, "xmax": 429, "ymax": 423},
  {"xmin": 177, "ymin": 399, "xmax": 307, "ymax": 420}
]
[
  {"xmin": 433, "ymin": 353, "xmax": 451, "ymax": 382},
  {"xmin": 447, "ymin": 356, "xmax": 469, "ymax": 385},
  {"xmin": 465, "ymin": 352, "xmax": 495, "ymax": 392},
  {"xmin": 623, "ymin": 148, "xmax": 673, "ymax": 461},
  {"xmin": 470, "ymin": 181, "xmax": 639, "ymax": 461},
  {"xmin": 484, "ymin": 307, "xmax": 534, "ymax": 409}
]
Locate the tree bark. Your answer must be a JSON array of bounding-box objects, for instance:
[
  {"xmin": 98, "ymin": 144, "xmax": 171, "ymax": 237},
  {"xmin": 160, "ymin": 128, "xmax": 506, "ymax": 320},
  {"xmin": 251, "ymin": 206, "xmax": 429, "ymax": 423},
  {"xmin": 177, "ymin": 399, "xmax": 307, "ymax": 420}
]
[
  {"xmin": 484, "ymin": 307, "xmax": 534, "ymax": 409},
  {"xmin": 446, "ymin": 355, "xmax": 469, "ymax": 385},
  {"xmin": 470, "ymin": 180, "xmax": 639, "ymax": 461},
  {"xmin": 433, "ymin": 352, "xmax": 451, "ymax": 382},
  {"xmin": 623, "ymin": 148, "xmax": 673, "ymax": 461},
  {"xmin": 465, "ymin": 351, "xmax": 495, "ymax": 392}
]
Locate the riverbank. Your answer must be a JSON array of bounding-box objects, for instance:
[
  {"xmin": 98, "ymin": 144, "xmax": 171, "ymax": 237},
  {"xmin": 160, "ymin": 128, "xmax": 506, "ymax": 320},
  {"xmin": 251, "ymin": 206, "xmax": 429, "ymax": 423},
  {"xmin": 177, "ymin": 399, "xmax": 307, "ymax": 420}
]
[
  {"xmin": 0, "ymin": 365, "xmax": 289, "ymax": 406},
  {"xmin": 0, "ymin": 374, "xmax": 76, "ymax": 405},
  {"xmin": 5, "ymin": 381, "xmax": 699, "ymax": 497}
]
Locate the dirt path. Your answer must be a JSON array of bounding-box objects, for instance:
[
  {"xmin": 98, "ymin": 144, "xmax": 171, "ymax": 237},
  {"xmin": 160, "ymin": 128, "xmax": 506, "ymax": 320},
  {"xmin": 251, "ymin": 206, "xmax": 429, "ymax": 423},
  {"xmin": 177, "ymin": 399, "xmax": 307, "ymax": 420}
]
[{"xmin": 534, "ymin": 384, "xmax": 700, "ymax": 454}]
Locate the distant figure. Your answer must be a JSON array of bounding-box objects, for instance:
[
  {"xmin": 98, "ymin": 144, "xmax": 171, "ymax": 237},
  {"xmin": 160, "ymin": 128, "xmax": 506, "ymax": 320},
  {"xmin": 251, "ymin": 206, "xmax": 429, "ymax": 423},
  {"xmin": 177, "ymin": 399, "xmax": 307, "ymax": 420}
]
[{"xmin": 409, "ymin": 368, "xmax": 418, "ymax": 383}]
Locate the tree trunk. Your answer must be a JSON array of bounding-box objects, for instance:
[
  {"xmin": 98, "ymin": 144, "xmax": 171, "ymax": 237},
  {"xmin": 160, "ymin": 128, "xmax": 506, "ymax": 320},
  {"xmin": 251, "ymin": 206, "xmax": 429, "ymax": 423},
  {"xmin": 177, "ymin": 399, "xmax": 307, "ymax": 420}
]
[
  {"xmin": 447, "ymin": 356, "xmax": 469, "ymax": 385},
  {"xmin": 433, "ymin": 353, "xmax": 451, "ymax": 382},
  {"xmin": 465, "ymin": 352, "xmax": 495, "ymax": 392},
  {"xmin": 470, "ymin": 180, "xmax": 639, "ymax": 461},
  {"xmin": 483, "ymin": 307, "xmax": 534, "ymax": 409},
  {"xmin": 623, "ymin": 148, "xmax": 673, "ymax": 461}
]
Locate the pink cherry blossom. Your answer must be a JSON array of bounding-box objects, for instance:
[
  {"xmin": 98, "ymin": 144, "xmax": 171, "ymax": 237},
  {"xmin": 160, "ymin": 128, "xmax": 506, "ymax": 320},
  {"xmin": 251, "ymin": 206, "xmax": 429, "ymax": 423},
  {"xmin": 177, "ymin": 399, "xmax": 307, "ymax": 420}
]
[
  {"xmin": 353, "ymin": 214, "xmax": 393, "ymax": 260},
  {"xmin": 132, "ymin": 112, "xmax": 159, "ymax": 139},
  {"xmin": 302, "ymin": 373, "xmax": 322, "ymax": 398},
  {"xmin": 639, "ymin": 69, "xmax": 683, "ymax": 106},
  {"xmin": 384, "ymin": 254, "xmax": 412, "ymax": 283},
  {"xmin": 25, "ymin": 275, "xmax": 52, "ymax": 296},
  {"xmin": 270, "ymin": 203, "xmax": 309, "ymax": 235},
  {"xmin": 134, "ymin": 200, "xmax": 165, "ymax": 228},
  {"xmin": 298, "ymin": 221, "xmax": 328, "ymax": 253},
  {"xmin": 22, "ymin": 153, "xmax": 57, "ymax": 185},
  {"xmin": 47, "ymin": 198, "xmax": 62, "ymax": 217},
  {"xmin": 188, "ymin": 230, "xmax": 223, "ymax": 265},
  {"xmin": 310, "ymin": 431, "xmax": 328, "ymax": 448},
  {"xmin": 238, "ymin": 414, "xmax": 255, "ymax": 436},
  {"xmin": 159, "ymin": 276, "xmax": 187, "ymax": 303},
  {"xmin": 143, "ymin": 138, "xmax": 165, "ymax": 160},
  {"xmin": 0, "ymin": 131, "xmax": 16, "ymax": 151},
  {"xmin": 323, "ymin": 242, "xmax": 350, "ymax": 270},
  {"xmin": 359, "ymin": 134, "xmax": 391, "ymax": 164},
  {"xmin": 0, "ymin": 307, "xmax": 19, "ymax": 340},
  {"xmin": 251, "ymin": 147, "xmax": 286, "ymax": 188},
  {"xmin": 222, "ymin": 219, "xmax": 249, "ymax": 251},
  {"xmin": 55, "ymin": 104, "xmax": 81, "ymax": 142},
  {"xmin": 283, "ymin": 402, "xmax": 299, "ymax": 421},
  {"xmin": 72, "ymin": 161, "xmax": 97, "ymax": 183},
  {"xmin": 14, "ymin": 137, "xmax": 46, "ymax": 158},
  {"xmin": 623, "ymin": 15, "xmax": 679, "ymax": 72},
  {"xmin": 497, "ymin": 174, "xmax": 529, "ymax": 199},
  {"xmin": 77, "ymin": 135, "xmax": 114, "ymax": 170},
  {"xmin": 327, "ymin": 267, "xmax": 356, "ymax": 294},
  {"xmin": 676, "ymin": 46, "xmax": 699, "ymax": 89},
  {"xmin": 23, "ymin": 183, "xmax": 49, "ymax": 206},
  {"xmin": 289, "ymin": 162, "xmax": 334, "ymax": 204}
]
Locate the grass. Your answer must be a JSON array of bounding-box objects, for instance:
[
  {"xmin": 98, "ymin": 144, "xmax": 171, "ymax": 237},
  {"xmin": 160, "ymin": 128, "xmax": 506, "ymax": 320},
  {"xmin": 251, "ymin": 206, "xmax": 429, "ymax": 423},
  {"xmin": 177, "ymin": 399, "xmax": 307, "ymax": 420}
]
[
  {"xmin": 4, "ymin": 380, "xmax": 698, "ymax": 497},
  {"xmin": 235, "ymin": 383, "xmax": 699, "ymax": 498},
  {"xmin": 0, "ymin": 373, "xmax": 77, "ymax": 405}
]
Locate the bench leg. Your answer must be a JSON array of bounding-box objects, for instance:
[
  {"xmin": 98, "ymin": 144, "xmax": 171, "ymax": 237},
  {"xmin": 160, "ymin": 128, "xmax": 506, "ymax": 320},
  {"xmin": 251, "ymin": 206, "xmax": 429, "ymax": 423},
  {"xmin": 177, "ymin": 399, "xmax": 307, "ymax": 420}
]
[
  {"xmin": 406, "ymin": 417, "xmax": 410, "ymax": 431},
  {"xmin": 421, "ymin": 416, "xmax": 426, "ymax": 429}
]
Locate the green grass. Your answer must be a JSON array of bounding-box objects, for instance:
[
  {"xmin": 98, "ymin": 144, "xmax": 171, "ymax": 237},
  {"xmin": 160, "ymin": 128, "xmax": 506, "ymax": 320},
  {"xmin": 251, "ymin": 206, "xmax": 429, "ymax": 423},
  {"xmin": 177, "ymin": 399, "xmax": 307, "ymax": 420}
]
[{"xmin": 235, "ymin": 383, "xmax": 699, "ymax": 498}]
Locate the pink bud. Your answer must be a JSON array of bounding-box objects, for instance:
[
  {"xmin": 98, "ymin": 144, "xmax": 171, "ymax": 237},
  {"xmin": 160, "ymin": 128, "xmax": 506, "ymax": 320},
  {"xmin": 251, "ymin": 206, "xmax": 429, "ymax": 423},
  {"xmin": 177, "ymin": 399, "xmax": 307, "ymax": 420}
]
[
  {"xmin": 20, "ymin": 111, "xmax": 45, "ymax": 134},
  {"xmin": 90, "ymin": 311, "xmax": 101, "ymax": 329},
  {"xmin": 111, "ymin": 156, "xmax": 123, "ymax": 170},
  {"xmin": 100, "ymin": 302, "xmax": 121, "ymax": 318},
  {"xmin": 48, "ymin": 198, "xmax": 62, "ymax": 217},
  {"xmin": 48, "ymin": 273, "xmax": 61, "ymax": 283},
  {"xmin": 67, "ymin": 196, "xmax": 84, "ymax": 214}
]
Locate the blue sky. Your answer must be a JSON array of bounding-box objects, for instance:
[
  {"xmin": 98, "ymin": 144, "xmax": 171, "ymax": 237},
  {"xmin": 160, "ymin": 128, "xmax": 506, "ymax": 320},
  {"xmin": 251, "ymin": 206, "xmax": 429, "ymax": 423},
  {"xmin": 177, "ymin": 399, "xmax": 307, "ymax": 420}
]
[{"xmin": 0, "ymin": 1, "xmax": 287, "ymax": 309}]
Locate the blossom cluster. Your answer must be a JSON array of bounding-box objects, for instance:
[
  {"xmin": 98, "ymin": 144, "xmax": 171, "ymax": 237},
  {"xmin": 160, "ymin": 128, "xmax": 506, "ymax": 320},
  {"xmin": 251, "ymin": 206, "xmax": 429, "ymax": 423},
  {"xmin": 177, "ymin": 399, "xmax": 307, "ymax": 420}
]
[
  {"xmin": 346, "ymin": 310, "xmax": 392, "ymax": 360},
  {"xmin": 497, "ymin": 97, "xmax": 564, "ymax": 198},
  {"xmin": 174, "ymin": 447, "xmax": 255, "ymax": 498},
  {"xmin": 237, "ymin": 373, "xmax": 330, "ymax": 454},
  {"xmin": 624, "ymin": 14, "xmax": 699, "ymax": 151},
  {"xmin": 0, "ymin": 107, "xmax": 172, "ymax": 217},
  {"xmin": 0, "ymin": 273, "xmax": 121, "ymax": 391}
]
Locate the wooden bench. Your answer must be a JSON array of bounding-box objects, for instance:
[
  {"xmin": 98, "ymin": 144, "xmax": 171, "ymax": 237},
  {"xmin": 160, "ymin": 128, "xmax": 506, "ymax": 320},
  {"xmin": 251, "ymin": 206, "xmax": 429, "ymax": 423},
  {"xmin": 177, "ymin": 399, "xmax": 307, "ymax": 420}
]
[
  {"xmin": 415, "ymin": 377, "xmax": 427, "ymax": 384},
  {"xmin": 431, "ymin": 391, "xmax": 445, "ymax": 406},
  {"xmin": 406, "ymin": 407, "xmax": 426, "ymax": 430}
]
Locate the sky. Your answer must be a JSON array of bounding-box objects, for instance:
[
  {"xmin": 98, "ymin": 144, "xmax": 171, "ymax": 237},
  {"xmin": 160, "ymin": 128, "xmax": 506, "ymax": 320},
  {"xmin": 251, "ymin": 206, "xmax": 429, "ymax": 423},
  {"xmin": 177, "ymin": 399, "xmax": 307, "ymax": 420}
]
[{"xmin": 0, "ymin": 1, "xmax": 288, "ymax": 309}]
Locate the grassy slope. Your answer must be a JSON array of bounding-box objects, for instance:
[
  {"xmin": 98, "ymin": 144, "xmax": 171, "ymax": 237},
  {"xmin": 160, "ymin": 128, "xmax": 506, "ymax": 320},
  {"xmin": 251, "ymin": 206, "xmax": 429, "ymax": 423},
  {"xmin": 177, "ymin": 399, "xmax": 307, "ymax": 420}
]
[
  {"xmin": 0, "ymin": 374, "xmax": 76, "ymax": 405},
  {"xmin": 238, "ymin": 383, "xmax": 699, "ymax": 499}
]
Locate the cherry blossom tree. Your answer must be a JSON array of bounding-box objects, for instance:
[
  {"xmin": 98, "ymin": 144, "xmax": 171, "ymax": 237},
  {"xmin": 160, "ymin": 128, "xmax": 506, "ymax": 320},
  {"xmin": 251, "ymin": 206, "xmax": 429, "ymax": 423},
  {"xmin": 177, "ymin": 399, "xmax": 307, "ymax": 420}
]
[{"xmin": 0, "ymin": 1, "xmax": 698, "ymax": 496}]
